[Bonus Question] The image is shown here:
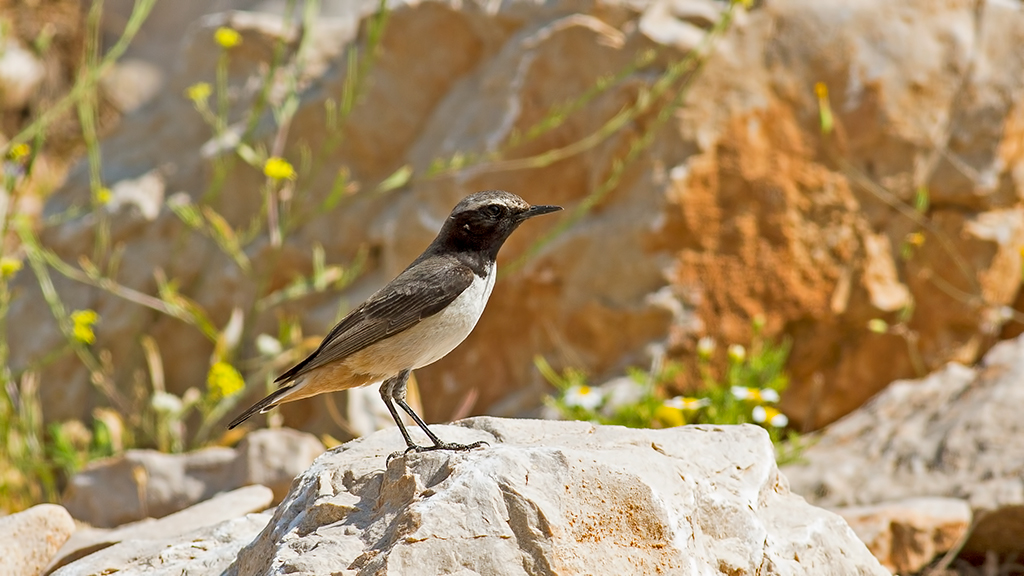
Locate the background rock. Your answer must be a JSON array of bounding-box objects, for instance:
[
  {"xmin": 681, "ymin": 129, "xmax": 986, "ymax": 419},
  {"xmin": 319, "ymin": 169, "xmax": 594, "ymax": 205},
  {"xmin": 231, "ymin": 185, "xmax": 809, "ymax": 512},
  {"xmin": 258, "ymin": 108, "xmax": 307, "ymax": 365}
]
[
  {"xmin": 0, "ymin": 37, "xmax": 46, "ymax": 110},
  {"xmin": 833, "ymin": 497, "xmax": 972, "ymax": 575},
  {"xmin": 7, "ymin": 0, "xmax": 1024, "ymax": 436},
  {"xmin": 62, "ymin": 428, "xmax": 321, "ymax": 527},
  {"xmin": 48, "ymin": 484, "xmax": 273, "ymax": 572},
  {"xmin": 0, "ymin": 503, "xmax": 75, "ymax": 576},
  {"xmin": 228, "ymin": 417, "xmax": 886, "ymax": 576},
  {"xmin": 781, "ymin": 334, "xmax": 1024, "ymax": 561},
  {"xmin": 50, "ymin": 512, "xmax": 271, "ymax": 576},
  {"xmin": 227, "ymin": 428, "xmax": 327, "ymax": 501}
]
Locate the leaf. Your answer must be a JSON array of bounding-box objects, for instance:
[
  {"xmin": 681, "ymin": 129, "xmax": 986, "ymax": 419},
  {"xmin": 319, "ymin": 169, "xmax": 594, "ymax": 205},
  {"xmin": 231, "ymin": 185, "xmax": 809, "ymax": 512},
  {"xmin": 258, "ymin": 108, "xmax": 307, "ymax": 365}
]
[
  {"xmin": 376, "ymin": 164, "xmax": 412, "ymax": 193},
  {"xmin": 201, "ymin": 206, "xmax": 251, "ymax": 273},
  {"xmin": 312, "ymin": 244, "xmax": 327, "ymax": 291},
  {"xmin": 914, "ymin": 185, "xmax": 930, "ymax": 213},
  {"xmin": 236, "ymin": 143, "xmax": 260, "ymax": 166},
  {"xmin": 167, "ymin": 196, "xmax": 204, "ymax": 230},
  {"xmin": 154, "ymin": 270, "xmax": 218, "ymax": 340},
  {"xmin": 534, "ymin": 355, "xmax": 564, "ymax": 389},
  {"xmin": 322, "ymin": 167, "xmax": 354, "ymax": 211}
]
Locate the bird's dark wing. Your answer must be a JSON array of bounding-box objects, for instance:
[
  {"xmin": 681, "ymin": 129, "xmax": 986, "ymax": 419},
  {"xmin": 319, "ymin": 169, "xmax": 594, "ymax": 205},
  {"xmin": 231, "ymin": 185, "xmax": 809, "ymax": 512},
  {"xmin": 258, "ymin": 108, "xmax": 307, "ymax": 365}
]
[{"xmin": 274, "ymin": 260, "xmax": 475, "ymax": 384}]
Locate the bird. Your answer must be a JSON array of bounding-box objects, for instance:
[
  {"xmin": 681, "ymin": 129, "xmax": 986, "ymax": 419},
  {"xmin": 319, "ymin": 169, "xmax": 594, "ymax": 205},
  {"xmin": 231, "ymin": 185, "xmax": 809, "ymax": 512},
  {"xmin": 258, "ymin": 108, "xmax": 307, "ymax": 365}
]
[{"xmin": 228, "ymin": 190, "xmax": 562, "ymax": 456}]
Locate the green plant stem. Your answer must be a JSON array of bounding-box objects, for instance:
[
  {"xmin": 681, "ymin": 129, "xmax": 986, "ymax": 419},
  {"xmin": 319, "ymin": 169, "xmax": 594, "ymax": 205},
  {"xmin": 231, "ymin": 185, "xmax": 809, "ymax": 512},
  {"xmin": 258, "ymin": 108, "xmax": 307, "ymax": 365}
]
[
  {"xmin": 291, "ymin": 0, "xmax": 390, "ymax": 219},
  {"xmin": 18, "ymin": 226, "xmax": 219, "ymax": 342},
  {"xmin": 77, "ymin": 1, "xmax": 113, "ymax": 267},
  {"xmin": 16, "ymin": 223, "xmax": 130, "ymax": 413},
  {"xmin": 2, "ymin": 0, "xmax": 157, "ymax": 155}
]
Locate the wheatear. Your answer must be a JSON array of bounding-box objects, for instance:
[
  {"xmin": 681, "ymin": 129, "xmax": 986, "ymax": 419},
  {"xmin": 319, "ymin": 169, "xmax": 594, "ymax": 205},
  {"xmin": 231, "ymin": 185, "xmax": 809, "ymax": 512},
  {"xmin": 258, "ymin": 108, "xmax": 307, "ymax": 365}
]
[{"xmin": 229, "ymin": 190, "xmax": 561, "ymax": 455}]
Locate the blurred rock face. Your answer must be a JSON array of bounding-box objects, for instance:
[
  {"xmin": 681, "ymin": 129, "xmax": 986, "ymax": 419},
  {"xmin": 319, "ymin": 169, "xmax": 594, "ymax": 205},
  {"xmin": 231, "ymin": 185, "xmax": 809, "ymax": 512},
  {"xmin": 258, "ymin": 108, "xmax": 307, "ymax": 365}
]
[
  {"xmin": 62, "ymin": 428, "xmax": 323, "ymax": 528},
  {"xmin": 782, "ymin": 334, "xmax": 1024, "ymax": 564},
  {"xmin": 7, "ymin": 0, "xmax": 1024, "ymax": 432}
]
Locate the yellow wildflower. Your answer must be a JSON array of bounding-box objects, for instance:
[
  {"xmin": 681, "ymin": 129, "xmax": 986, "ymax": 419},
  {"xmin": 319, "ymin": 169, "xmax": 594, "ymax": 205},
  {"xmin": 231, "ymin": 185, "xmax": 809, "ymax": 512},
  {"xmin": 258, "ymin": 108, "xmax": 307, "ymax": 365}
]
[
  {"xmin": 906, "ymin": 232, "xmax": 925, "ymax": 247},
  {"xmin": 95, "ymin": 187, "xmax": 113, "ymax": 205},
  {"xmin": 655, "ymin": 404, "xmax": 686, "ymax": 428},
  {"xmin": 263, "ymin": 157, "xmax": 297, "ymax": 181},
  {"xmin": 70, "ymin": 309, "xmax": 99, "ymax": 344},
  {"xmin": 207, "ymin": 361, "xmax": 245, "ymax": 400},
  {"xmin": 214, "ymin": 27, "xmax": 242, "ymax": 49},
  {"xmin": 0, "ymin": 257, "xmax": 22, "ymax": 279},
  {"xmin": 7, "ymin": 143, "xmax": 30, "ymax": 161},
  {"xmin": 186, "ymin": 82, "xmax": 212, "ymax": 104}
]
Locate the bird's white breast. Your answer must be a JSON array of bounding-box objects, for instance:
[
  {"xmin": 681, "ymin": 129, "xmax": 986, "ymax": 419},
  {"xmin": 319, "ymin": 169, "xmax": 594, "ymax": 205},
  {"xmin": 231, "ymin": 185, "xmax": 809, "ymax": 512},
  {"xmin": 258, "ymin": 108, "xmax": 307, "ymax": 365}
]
[{"xmin": 347, "ymin": 262, "xmax": 497, "ymax": 377}]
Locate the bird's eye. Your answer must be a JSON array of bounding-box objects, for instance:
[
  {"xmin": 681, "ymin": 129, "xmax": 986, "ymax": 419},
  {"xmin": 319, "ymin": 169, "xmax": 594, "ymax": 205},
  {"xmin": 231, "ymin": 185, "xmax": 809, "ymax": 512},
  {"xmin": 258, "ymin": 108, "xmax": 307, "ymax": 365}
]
[{"xmin": 482, "ymin": 205, "xmax": 503, "ymax": 218}]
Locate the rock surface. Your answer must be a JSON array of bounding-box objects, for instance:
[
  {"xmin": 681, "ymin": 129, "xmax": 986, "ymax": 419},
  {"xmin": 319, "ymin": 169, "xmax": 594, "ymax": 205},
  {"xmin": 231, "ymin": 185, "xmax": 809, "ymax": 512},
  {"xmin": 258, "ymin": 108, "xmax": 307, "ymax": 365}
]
[
  {"xmin": 0, "ymin": 503, "xmax": 76, "ymax": 576},
  {"xmin": 833, "ymin": 497, "xmax": 972, "ymax": 575},
  {"xmin": 48, "ymin": 484, "xmax": 273, "ymax": 572},
  {"xmin": 62, "ymin": 428, "xmax": 322, "ymax": 527},
  {"xmin": 229, "ymin": 428, "xmax": 327, "ymax": 501},
  {"xmin": 228, "ymin": 417, "xmax": 886, "ymax": 576},
  {"xmin": 0, "ymin": 37, "xmax": 46, "ymax": 110},
  {"xmin": 9, "ymin": 0, "xmax": 1024, "ymax": 435},
  {"xmin": 782, "ymin": 334, "xmax": 1024, "ymax": 560},
  {"xmin": 50, "ymin": 512, "xmax": 271, "ymax": 576}
]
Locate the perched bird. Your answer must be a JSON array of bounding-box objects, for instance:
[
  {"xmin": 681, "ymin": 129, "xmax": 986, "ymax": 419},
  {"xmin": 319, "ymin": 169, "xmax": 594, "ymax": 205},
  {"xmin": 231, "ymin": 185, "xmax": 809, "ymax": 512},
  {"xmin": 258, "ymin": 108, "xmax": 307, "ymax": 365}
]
[{"xmin": 228, "ymin": 190, "xmax": 561, "ymax": 455}]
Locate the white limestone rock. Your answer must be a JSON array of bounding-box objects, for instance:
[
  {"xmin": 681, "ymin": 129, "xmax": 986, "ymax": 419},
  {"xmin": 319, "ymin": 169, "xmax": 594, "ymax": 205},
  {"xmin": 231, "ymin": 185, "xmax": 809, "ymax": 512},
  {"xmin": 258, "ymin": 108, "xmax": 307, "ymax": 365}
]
[
  {"xmin": 0, "ymin": 504, "xmax": 76, "ymax": 576},
  {"xmin": 228, "ymin": 417, "xmax": 886, "ymax": 576}
]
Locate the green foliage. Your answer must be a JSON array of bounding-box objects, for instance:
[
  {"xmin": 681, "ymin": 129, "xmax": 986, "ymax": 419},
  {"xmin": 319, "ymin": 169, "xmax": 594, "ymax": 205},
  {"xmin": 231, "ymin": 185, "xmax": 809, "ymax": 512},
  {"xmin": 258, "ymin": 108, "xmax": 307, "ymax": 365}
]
[
  {"xmin": 541, "ymin": 320, "xmax": 803, "ymax": 462},
  {"xmin": 0, "ymin": 373, "xmax": 120, "ymax": 513},
  {"xmin": 0, "ymin": 0, "xmax": 382, "ymax": 511},
  {"xmin": 0, "ymin": 374, "xmax": 58, "ymax": 511}
]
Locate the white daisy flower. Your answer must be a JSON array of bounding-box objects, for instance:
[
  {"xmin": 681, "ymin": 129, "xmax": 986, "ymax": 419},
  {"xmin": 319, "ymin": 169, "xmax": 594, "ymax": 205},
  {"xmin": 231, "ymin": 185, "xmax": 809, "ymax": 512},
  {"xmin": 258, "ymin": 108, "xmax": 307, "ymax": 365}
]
[
  {"xmin": 727, "ymin": 344, "xmax": 746, "ymax": 363},
  {"xmin": 752, "ymin": 405, "xmax": 789, "ymax": 428},
  {"xmin": 731, "ymin": 387, "xmax": 780, "ymax": 403},
  {"xmin": 563, "ymin": 385, "xmax": 604, "ymax": 411},
  {"xmin": 255, "ymin": 333, "xmax": 282, "ymax": 356},
  {"xmin": 664, "ymin": 396, "xmax": 711, "ymax": 410},
  {"xmin": 151, "ymin": 391, "xmax": 183, "ymax": 414},
  {"xmin": 696, "ymin": 336, "xmax": 716, "ymax": 360}
]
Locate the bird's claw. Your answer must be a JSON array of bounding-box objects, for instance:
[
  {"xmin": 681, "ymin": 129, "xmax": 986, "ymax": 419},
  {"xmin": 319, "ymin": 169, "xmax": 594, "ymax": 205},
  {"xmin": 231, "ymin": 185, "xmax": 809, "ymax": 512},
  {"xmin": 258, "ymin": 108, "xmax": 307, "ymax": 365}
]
[
  {"xmin": 416, "ymin": 440, "xmax": 489, "ymax": 453},
  {"xmin": 386, "ymin": 440, "xmax": 488, "ymax": 465}
]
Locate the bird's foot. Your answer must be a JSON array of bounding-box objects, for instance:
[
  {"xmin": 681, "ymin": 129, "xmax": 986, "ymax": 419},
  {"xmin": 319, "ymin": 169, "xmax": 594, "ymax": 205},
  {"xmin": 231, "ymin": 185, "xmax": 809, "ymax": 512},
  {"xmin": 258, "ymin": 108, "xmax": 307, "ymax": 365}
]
[
  {"xmin": 386, "ymin": 440, "xmax": 488, "ymax": 465},
  {"xmin": 415, "ymin": 440, "xmax": 489, "ymax": 453}
]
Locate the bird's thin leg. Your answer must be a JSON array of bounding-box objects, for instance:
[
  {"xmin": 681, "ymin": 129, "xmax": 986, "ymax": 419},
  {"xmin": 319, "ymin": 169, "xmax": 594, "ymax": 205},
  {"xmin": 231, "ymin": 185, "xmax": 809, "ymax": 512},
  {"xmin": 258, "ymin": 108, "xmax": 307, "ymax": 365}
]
[
  {"xmin": 379, "ymin": 372, "xmax": 417, "ymax": 450},
  {"xmin": 389, "ymin": 370, "xmax": 487, "ymax": 454}
]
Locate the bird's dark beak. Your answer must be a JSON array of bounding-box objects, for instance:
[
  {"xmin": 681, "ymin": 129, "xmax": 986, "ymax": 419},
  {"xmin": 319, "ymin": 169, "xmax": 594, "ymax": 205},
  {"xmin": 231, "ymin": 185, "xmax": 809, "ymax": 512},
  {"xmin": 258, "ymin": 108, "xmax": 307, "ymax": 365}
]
[{"xmin": 521, "ymin": 204, "xmax": 562, "ymax": 220}]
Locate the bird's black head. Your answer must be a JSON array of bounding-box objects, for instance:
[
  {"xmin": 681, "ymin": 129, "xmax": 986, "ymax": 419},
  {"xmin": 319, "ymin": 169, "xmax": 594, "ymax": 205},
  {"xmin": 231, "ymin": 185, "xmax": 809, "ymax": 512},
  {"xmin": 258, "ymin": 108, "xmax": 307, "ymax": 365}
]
[{"xmin": 436, "ymin": 190, "xmax": 561, "ymax": 258}]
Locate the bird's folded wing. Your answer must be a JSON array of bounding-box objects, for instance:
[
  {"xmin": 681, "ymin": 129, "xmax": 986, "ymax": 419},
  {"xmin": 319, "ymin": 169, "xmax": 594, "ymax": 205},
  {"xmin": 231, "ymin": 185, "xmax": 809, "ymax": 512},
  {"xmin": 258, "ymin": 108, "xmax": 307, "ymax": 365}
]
[{"xmin": 274, "ymin": 262, "xmax": 475, "ymax": 383}]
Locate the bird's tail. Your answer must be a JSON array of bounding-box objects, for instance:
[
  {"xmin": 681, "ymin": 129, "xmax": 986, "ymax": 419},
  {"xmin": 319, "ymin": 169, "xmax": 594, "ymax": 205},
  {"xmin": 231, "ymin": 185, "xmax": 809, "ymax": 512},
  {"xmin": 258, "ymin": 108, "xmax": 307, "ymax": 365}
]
[{"xmin": 227, "ymin": 384, "xmax": 294, "ymax": 429}]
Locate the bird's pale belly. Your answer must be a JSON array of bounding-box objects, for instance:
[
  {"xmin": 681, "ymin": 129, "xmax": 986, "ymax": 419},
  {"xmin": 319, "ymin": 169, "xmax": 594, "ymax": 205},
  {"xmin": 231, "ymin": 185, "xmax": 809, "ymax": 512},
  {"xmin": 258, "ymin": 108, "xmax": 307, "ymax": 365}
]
[{"xmin": 345, "ymin": 266, "xmax": 496, "ymax": 378}]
